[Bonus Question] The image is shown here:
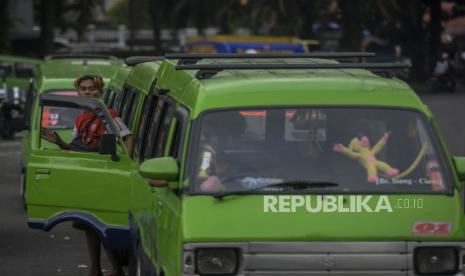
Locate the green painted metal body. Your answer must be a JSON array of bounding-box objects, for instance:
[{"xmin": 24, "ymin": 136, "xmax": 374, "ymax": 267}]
[
  {"xmin": 125, "ymin": 58, "xmax": 465, "ymax": 275},
  {"xmin": 23, "ymin": 58, "xmax": 136, "ymax": 241},
  {"xmin": 103, "ymin": 65, "xmax": 131, "ymax": 107},
  {"xmin": 139, "ymin": 157, "xmax": 179, "ymax": 181},
  {"xmin": 453, "ymin": 156, "xmax": 465, "ymax": 181},
  {"xmin": 24, "ymin": 58, "xmax": 167, "ymax": 249},
  {"xmin": 123, "ymin": 61, "xmax": 163, "ymax": 136}
]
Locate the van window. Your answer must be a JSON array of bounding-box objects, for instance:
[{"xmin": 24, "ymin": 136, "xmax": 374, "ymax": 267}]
[
  {"xmin": 15, "ymin": 63, "xmax": 35, "ymax": 78},
  {"xmin": 135, "ymin": 95, "xmax": 157, "ymax": 161},
  {"xmin": 126, "ymin": 93, "xmax": 141, "ymax": 130},
  {"xmin": 0, "ymin": 62, "xmax": 13, "ymax": 77},
  {"xmin": 101, "ymin": 88, "xmax": 111, "ymax": 104},
  {"xmin": 169, "ymin": 119, "xmax": 181, "ymax": 159},
  {"xmin": 239, "ymin": 111, "xmax": 266, "ymax": 140},
  {"xmin": 119, "ymin": 88, "xmax": 135, "ymax": 124},
  {"xmin": 112, "ymin": 91, "xmax": 123, "ymax": 114},
  {"xmin": 107, "ymin": 92, "xmax": 116, "ymax": 109},
  {"xmin": 153, "ymin": 104, "xmax": 175, "ymax": 157},
  {"xmin": 24, "ymin": 82, "xmax": 37, "ymax": 129},
  {"xmin": 41, "ymin": 90, "xmax": 80, "ymax": 129},
  {"xmin": 143, "ymin": 100, "xmax": 165, "ymax": 160},
  {"xmin": 191, "ymin": 108, "xmax": 451, "ymax": 194}
]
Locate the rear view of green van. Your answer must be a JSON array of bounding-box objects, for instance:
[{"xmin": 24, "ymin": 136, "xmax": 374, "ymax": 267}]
[{"xmin": 0, "ymin": 55, "xmax": 42, "ymax": 139}]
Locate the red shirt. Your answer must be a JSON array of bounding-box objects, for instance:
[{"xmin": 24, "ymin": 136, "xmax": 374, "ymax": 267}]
[{"xmin": 74, "ymin": 108, "xmax": 118, "ymax": 149}]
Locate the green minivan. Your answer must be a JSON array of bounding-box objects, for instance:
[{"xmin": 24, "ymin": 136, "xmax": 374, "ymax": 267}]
[
  {"xmin": 0, "ymin": 55, "xmax": 41, "ymax": 90},
  {"xmin": 24, "ymin": 53, "xmax": 465, "ymax": 275},
  {"xmin": 23, "ymin": 57, "xmax": 166, "ymax": 256},
  {"xmin": 0, "ymin": 55, "xmax": 42, "ymax": 138},
  {"xmin": 124, "ymin": 54, "xmax": 465, "ymax": 276}
]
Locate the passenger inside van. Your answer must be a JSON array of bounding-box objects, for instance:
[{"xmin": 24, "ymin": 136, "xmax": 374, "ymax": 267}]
[
  {"xmin": 197, "ymin": 111, "xmax": 248, "ymax": 192},
  {"xmin": 193, "ymin": 107, "xmax": 444, "ymax": 194}
]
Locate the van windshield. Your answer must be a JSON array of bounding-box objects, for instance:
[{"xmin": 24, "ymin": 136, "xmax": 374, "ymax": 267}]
[
  {"xmin": 41, "ymin": 90, "xmax": 81, "ymax": 129},
  {"xmin": 191, "ymin": 108, "xmax": 451, "ymax": 194}
]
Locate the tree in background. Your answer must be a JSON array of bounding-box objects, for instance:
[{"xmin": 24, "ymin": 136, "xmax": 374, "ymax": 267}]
[
  {"xmin": 31, "ymin": 0, "xmax": 452, "ymax": 79},
  {"xmin": 0, "ymin": 0, "xmax": 11, "ymax": 53},
  {"xmin": 338, "ymin": 0, "xmax": 363, "ymax": 51},
  {"xmin": 376, "ymin": 0, "xmax": 430, "ymax": 80},
  {"xmin": 108, "ymin": 0, "xmax": 130, "ymax": 26},
  {"xmin": 64, "ymin": 0, "xmax": 105, "ymax": 40},
  {"xmin": 37, "ymin": 0, "xmax": 59, "ymax": 56}
]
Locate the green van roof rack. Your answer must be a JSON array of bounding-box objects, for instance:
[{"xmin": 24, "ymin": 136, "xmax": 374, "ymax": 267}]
[
  {"xmin": 167, "ymin": 52, "xmax": 376, "ymax": 65},
  {"xmin": 44, "ymin": 54, "xmax": 118, "ymax": 61},
  {"xmin": 125, "ymin": 56, "xmax": 166, "ymax": 66},
  {"xmin": 125, "ymin": 52, "xmax": 375, "ymax": 66},
  {"xmin": 175, "ymin": 62, "xmax": 411, "ymax": 80}
]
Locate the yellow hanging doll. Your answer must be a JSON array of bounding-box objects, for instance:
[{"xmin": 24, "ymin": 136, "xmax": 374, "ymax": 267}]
[{"xmin": 333, "ymin": 131, "xmax": 399, "ymax": 183}]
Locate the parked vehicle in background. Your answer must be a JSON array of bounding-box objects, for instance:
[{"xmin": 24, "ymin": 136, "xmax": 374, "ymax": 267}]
[
  {"xmin": 182, "ymin": 35, "xmax": 319, "ymax": 53},
  {"xmin": 0, "ymin": 55, "xmax": 41, "ymax": 91},
  {"xmin": 0, "ymin": 55, "xmax": 42, "ymax": 139}
]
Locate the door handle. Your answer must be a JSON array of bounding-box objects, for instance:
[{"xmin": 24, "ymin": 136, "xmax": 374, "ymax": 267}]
[
  {"xmin": 35, "ymin": 168, "xmax": 50, "ymax": 175},
  {"xmin": 35, "ymin": 168, "xmax": 50, "ymax": 181}
]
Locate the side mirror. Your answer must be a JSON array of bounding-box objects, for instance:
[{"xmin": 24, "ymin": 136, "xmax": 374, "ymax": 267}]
[
  {"xmin": 99, "ymin": 133, "xmax": 119, "ymax": 162},
  {"xmin": 452, "ymin": 156, "xmax": 465, "ymax": 182},
  {"xmin": 139, "ymin": 157, "xmax": 179, "ymax": 182}
]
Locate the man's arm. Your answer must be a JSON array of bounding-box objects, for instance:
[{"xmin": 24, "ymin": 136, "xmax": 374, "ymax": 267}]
[{"xmin": 41, "ymin": 127, "xmax": 71, "ymax": 150}]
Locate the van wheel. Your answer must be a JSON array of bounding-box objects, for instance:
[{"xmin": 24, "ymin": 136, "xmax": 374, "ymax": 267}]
[
  {"xmin": 129, "ymin": 239, "xmax": 143, "ymax": 276},
  {"xmin": 129, "ymin": 240, "xmax": 158, "ymax": 276},
  {"xmin": 128, "ymin": 244, "xmax": 137, "ymax": 276},
  {"xmin": 113, "ymin": 249, "xmax": 128, "ymax": 266},
  {"xmin": 20, "ymin": 172, "xmax": 26, "ymax": 210}
]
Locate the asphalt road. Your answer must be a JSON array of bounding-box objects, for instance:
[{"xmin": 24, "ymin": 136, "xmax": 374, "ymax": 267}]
[
  {"xmin": 0, "ymin": 93, "xmax": 463, "ymax": 275},
  {"xmin": 0, "ymin": 141, "xmax": 114, "ymax": 275},
  {"xmin": 420, "ymin": 93, "xmax": 465, "ymax": 156}
]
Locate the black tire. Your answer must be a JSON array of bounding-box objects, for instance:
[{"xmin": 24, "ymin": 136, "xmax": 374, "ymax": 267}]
[
  {"xmin": 128, "ymin": 246, "xmax": 136, "ymax": 276},
  {"xmin": 20, "ymin": 171, "xmax": 27, "ymax": 210},
  {"xmin": 113, "ymin": 249, "xmax": 129, "ymax": 266},
  {"xmin": 129, "ymin": 238, "xmax": 158, "ymax": 276},
  {"xmin": 129, "ymin": 241, "xmax": 143, "ymax": 276}
]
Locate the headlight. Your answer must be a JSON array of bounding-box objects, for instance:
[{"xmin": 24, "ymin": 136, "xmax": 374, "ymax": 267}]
[
  {"xmin": 195, "ymin": 248, "xmax": 239, "ymax": 275},
  {"xmin": 415, "ymin": 247, "xmax": 458, "ymax": 275}
]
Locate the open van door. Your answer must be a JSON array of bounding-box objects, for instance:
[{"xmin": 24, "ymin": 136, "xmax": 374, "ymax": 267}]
[{"xmin": 26, "ymin": 94, "xmax": 135, "ymax": 249}]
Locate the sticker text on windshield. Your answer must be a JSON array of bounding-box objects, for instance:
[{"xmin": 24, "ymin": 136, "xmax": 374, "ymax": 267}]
[{"xmin": 263, "ymin": 195, "xmax": 424, "ymax": 213}]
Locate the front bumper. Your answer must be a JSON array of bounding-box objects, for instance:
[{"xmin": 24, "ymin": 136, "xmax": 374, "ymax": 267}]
[{"xmin": 183, "ymin": 241, "xmax": 465, "ymax": 275}]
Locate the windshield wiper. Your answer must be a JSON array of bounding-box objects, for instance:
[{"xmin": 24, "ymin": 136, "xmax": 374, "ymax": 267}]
[{"xmin": 213, "ymin": 180, "xmax": 339, "ymax": 200}]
